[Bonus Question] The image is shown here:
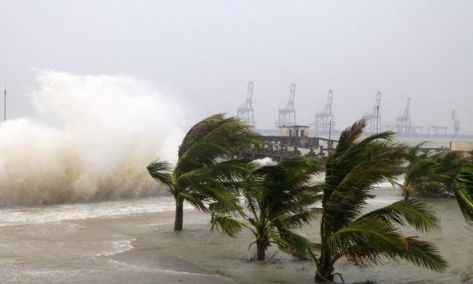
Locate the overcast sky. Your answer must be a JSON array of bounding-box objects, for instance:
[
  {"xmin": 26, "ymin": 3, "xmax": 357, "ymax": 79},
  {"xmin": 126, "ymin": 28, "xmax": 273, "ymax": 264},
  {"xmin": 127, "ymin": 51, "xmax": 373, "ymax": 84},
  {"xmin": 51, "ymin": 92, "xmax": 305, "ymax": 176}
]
[{"xmin": 1, "ymin": 0, "xmax": 472, "ymax": 134}]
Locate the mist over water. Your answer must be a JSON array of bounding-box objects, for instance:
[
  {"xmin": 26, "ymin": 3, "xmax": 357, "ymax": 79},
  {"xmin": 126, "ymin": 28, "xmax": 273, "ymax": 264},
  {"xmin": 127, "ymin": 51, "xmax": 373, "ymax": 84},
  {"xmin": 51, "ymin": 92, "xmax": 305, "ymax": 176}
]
[{"xmin": 0, "ymin": 71, "xmax": 184, "ymax": 206}]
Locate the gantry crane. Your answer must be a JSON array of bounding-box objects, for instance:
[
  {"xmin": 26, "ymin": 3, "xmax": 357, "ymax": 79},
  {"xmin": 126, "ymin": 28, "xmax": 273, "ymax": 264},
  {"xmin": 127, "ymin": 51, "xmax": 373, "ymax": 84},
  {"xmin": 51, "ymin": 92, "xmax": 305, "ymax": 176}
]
[
  {"xmin": 452, "ymin": 110, "xmax": 460, "ymax": 136},
  {"xmin": 315, "ymin": 90, "xmax": 334, "ymax": 135},
  {"xmin": 237, "ymin": 82, "xmax": 256, "ymax": 127},
  {"xmin": 363, "ymin": 92, "xmax": 382, "ymax": 133},
  {"xmin": 396, "ymin": 98, "xmax": 412, "ymax": 135},
  {"xmin": 427, "ymin": 125, "xmax": 448, "ymax": 136},
  {"xmin": 277, "ymin": 83, "xmax": 296, "ymax": 126}
]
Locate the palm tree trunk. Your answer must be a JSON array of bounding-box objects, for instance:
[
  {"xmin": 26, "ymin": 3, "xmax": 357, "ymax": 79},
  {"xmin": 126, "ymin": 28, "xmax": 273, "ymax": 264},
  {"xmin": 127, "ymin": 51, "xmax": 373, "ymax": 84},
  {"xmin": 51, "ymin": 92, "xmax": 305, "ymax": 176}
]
[
  {"xmin": 174, "ymin": 197, "xmax": 184, "ymax": 231},
  {"xmin": 315, "ymin": 249, "xmax": 334, "ymax": 282},
  {"xmin": 256, "ymin": 240, "xmax": 266, "ymax": 261},
  {"xmin": 403, "ymin": 190, "xmax": 410, "ymax": 201},
  {"xmin": 315, "ymin": 264, "xmax": 334, "ymax": 282}
]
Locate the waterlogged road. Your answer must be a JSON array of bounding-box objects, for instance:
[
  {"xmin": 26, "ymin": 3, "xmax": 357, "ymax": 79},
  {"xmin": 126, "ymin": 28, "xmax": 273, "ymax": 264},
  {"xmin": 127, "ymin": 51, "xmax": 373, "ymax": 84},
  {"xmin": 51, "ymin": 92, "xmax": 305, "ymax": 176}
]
[{"xmin": 0, "ymin": 189, "xmax": 471, "ymax": 284}]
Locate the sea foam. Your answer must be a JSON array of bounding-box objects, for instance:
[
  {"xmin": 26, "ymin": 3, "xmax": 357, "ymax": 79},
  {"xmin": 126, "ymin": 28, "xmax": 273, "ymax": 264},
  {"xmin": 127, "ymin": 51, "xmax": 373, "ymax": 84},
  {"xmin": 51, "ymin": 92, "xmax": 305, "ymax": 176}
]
[{"xmin": 0, "ymin": 71, "xmax": 184, "ymax": 206}]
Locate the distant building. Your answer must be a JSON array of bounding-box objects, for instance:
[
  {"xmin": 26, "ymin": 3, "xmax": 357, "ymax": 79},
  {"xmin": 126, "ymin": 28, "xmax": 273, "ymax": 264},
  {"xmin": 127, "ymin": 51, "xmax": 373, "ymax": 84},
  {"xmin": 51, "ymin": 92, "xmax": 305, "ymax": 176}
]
[
  {"xmin": 278, "ymin": 125, "xmax": 310, "ymax": 137},
  {"xmin": 450, "ymin": 141, "xmax": 473, "ymax": 152}
]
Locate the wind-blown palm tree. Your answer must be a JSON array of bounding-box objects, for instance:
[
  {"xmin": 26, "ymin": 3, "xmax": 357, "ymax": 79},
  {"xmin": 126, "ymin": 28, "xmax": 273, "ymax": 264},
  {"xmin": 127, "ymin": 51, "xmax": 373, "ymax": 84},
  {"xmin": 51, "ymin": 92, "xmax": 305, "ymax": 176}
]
[
  {"xmin": 401, "ymin": 143, "xmax": 443, "ymax": 200},
  {"xmin": 314, "ymin": 120, "xmax": 447, "ymax": 282},
  {"xmin": 402, "ymin": 148, "xmax": 471, "ymax": 199},
  {"xmin": 211, "ymin": 157, "xmax": 323, "ymax": 261},
  {"xmin": 436, "ymin": 152, "xmax": 472, "ymax": 194},
  {"xmin": 453, "ymin": 167, "xmax": 473, "ymax": 223},
  {"xmin": 147, "ymin": 114, "xmax": 260, "ymax": 231}
]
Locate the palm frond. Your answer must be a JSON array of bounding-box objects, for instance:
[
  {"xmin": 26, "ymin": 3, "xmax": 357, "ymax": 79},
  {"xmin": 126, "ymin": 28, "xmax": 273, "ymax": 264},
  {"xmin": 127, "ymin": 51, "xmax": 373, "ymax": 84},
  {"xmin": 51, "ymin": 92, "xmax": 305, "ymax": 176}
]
[
  {"xmin": 330, "ymin": 119, "xmax": 366, "ymax": 161},
  {"xmin": 268, "ymin": 227, "xmax": 315, "ymax": 258},
  {"xmin": 326, "ymin": 218, "xmax": 405, "ymax": 264},
  {"xmin": 327, "ymin": 222, "xmax": 447, "ymax": 272},
  {"xmin": 454, "ymin": 167, "xmax": 473, "ymax": 223},
  {"xmin": 178, "ymin": 192, "xmax": 209, "ymax": 212},
  {"xmin": 403, "ymin": 237, "xmax": 448, "ymax": 272},
  {"xmin": 436, "ymin": 152, "xmax": 472, "ymax": 193},
  {"xmin": 207, "ymin": 189, "xmax": 244, "ymax": 216},
  {"xmin": 211, "ymin": 214, "xmax": 246, "ymax": 237},
  {"xmin": 147, "ymin": 160, "xmax": 173, "ymax": 187},
  {"xmin": 274, "ymin": 210, "xmax": 315, "ymax": 229},
  {"xmin": 258, "ymin": 157, "xmax": 323, "ymax": 216},
  {"xmin": 322, "ymin": 136, "xmax": 407, "ymax": 232},
  {"xmin": 355, "ymin": 199, "xmax": 439, "ymax": 232},
  {"xmin": 178, "ymin": 113, "xmax": 226, "ymax": 158},
  {"xmin": 407, "ymin": 142, "xmax": 429, "ymax": 161},
  {"xmin": 176, "ymin": 115, "xmax": 260, "ymax": 173}
]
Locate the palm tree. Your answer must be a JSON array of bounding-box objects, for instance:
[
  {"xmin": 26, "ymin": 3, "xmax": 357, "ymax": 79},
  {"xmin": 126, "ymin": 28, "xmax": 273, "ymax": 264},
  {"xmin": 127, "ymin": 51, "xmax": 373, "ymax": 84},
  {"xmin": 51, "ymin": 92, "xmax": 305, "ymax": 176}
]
[
  {"xmin": 401, "ymin": 143, "xmax": 443, "ymax": 200},
  {"xmin": 147, "ymin": 114, "xmax": 260, "ymax": 231},
  {"xmin": 211, "ymin": 157, "xmax": 323, "ymax": 261},
  {"xmin": 436, "ymin": 152, "xmax": 472, "ymax": 194},
  {"xmin": 402, "ymin": 148, "xmax": 471, "ymax": 199},
  {"xmin": 314, "ymin": 120, "xmax": 447, "ymax": 282},
  {"xmin": 453, "ymin": 167, "xmax": 473, "ymax": 223}
]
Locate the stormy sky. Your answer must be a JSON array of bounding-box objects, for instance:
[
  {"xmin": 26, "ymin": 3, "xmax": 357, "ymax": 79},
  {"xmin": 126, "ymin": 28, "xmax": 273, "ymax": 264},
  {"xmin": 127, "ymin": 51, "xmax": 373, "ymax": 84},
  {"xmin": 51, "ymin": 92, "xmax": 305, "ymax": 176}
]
[{"xmin": 1, "ymin": 0, "xmax": 472, "ymax": 134}]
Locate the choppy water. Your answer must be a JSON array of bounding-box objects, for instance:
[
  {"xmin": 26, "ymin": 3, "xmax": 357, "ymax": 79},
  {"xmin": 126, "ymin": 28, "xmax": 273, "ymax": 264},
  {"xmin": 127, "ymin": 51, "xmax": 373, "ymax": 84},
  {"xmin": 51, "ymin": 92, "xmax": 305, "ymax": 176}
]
[
  {"xmin": 0, "ymin": 187, "xmax": 472, "ymax": 284},
  {"xmin": 151, "ymin": 187, "xmax": 473, "ymax": 284}
]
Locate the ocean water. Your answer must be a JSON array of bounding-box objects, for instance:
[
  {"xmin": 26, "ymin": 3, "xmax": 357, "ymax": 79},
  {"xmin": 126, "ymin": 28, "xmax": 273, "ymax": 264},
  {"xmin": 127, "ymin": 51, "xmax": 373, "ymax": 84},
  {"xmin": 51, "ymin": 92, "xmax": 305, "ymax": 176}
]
[
  {"xmin": 150, "ymin": 186, "xmax": 473, "ymax": 284},
  {"xmin": 0, "ymin": 185, "xmax": 470, "ymax": 284}
]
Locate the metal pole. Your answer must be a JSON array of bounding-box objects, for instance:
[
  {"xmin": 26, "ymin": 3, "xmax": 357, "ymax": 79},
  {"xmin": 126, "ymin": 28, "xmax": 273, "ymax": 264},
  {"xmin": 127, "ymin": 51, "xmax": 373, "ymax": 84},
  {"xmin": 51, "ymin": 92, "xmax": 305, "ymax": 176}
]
[
  {"xmin": 376, "ymin": 105, "xmax": 379, "ymax": 133},
  {"xmin": 328, "ymin": 120, "xmax": 332, "ymax": 149}
]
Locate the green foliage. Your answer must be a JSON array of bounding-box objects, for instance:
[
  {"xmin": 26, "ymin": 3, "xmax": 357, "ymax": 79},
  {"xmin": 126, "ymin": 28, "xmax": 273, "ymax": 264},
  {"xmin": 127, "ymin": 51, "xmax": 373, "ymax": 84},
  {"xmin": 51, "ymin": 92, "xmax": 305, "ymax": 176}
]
[
  {"xmin": 436, "ymin": 152, "xmax": 472, "ymax": 193},
  {"xmin": 401, "ymin": 143, "xmax": 443, "ymax": 199},
  {"xmin": 403, "ymin": 146, "xmax": 472, "ymax": 199},
  {"xmin": 315, "ymin": 120, "xmax": 447, "ymax": 282},
  {"xmin": 147, "ymin": 114, "xmax": 260, "ymax": 230},
  {"xmin": 211, "ymin": 156, "xmax": 323, "ymax": 260},
  {"xmin": 453, "ymin": 167, "xmax": 473, "ymax": 224}
]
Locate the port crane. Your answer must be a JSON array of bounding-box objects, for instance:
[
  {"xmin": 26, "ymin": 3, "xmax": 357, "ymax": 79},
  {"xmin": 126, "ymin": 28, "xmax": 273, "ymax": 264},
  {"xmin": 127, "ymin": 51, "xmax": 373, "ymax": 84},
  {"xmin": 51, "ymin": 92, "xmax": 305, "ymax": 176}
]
[
  {"xmin": 314, "ymin": 90, "xmax": 334, "ymax": 136},
  {"xmin": 396, "ymin": 98, "xmax": 412, "ymax": 135},
  {"xmin": 277, "ymin": 83, "xmax": 297, "ymax": 126},
  {"xmin": 452, "ymin": 110, "xmax": 460, "ymax": 136},
  {"xmin": 363, "ymin": 92, "xmax": 382, "ymax": 133},
  {"xmin": 237, "ymin": 82, "xmax": 255, "ymax": 127}
]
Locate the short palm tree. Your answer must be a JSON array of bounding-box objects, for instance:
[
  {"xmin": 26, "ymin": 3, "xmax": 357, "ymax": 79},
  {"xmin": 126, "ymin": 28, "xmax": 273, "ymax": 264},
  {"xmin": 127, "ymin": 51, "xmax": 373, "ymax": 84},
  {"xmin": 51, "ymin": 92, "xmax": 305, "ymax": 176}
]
[
  {"xmin": 147, "ymin": 114, "xmax": 260, "ymax": 231},
  {"xmin": 453, "ymin": 167, "xmax": 473, "ymax": 223},
  {"xmin": 401, "ymin": 143, "xmax": 443, "ymax": 200},
  {"xmin": 436, "ymin": 152, "xmax": 472, "ymax": 194},
  {"xmin": 314, "ymin": 120, "xmax": 447, "ymax": 282},
  {"xmin": 211, "ymin": 157, "xmax": 323, "ymax": 261}
]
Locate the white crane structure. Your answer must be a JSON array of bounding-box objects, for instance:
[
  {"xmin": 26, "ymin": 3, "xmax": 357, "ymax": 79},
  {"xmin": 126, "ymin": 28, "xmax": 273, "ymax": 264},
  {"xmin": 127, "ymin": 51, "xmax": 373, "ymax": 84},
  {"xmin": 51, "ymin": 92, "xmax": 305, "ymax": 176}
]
[
  {"xmin": 277, "ymin": 83, "xmax": 297, "ymax": 126},
  {"xmin": 237, "ymin": 82, "xmax": 255, "ymax": 127},
  {"xmin": 314, "ymin": 90, "xmax": 334, "ymax": 136},
  {"xmin": 363, "ymin": 92, "xmax": 382, "ymax": 133}
]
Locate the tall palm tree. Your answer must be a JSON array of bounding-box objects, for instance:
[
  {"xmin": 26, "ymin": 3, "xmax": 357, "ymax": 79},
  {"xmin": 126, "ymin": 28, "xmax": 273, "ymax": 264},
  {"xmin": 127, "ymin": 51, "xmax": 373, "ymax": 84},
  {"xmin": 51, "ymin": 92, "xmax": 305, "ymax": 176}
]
[
  {"xmin": 211, "ymin": 157, "xmax": 323, "ymax": 261},
  {"xmin": 147, "ymin": 114, "xmax": 260, "ymax": 231},
  {"xmin": 314, "ymin": 120, "xmax": 447, "ymax": 282}
]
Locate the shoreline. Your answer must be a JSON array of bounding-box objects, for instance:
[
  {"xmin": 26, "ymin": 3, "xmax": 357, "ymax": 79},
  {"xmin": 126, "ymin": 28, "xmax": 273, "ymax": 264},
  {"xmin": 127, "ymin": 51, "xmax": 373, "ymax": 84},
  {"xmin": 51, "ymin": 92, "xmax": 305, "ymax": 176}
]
[
  {"xmin": 70, "ymin": 210, "xmax": 238, "ymax": 284},
  {"xmin": 0, "ymin": 195, "xmax": 469, "ymax": 284}
]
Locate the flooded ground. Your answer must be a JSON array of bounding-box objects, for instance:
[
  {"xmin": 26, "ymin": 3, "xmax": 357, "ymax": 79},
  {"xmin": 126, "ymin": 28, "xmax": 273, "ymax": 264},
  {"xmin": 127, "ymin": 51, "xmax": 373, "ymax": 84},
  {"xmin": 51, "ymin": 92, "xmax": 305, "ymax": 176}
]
[{"xmin": 0, "ymin": 187, "xmax": 471, "ymax": 284}]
